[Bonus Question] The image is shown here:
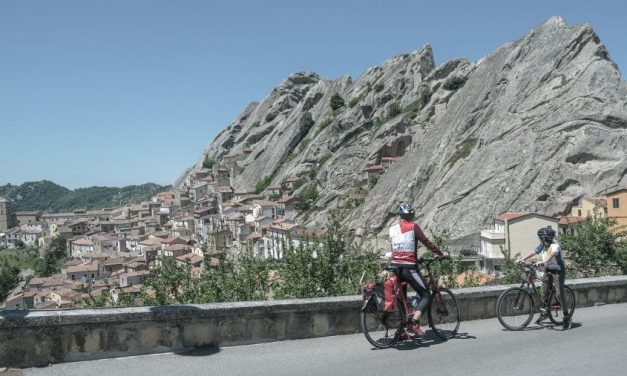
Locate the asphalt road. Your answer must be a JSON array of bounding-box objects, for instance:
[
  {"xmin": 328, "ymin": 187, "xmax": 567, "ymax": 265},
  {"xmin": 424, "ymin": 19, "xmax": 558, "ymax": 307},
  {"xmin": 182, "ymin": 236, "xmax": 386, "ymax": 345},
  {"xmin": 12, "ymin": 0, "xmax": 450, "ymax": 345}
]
[{"xmin": 24, "ymin": 303, "xmax": 627, "ymax": 376}]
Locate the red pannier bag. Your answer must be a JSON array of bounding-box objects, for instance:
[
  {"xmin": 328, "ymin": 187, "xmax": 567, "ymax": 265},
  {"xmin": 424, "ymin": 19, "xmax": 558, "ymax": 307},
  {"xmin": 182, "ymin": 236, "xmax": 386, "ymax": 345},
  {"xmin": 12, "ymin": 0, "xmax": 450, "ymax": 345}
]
[{"xmin": 374, "ymin": 276, "xmax": 398, "ymax": 312}]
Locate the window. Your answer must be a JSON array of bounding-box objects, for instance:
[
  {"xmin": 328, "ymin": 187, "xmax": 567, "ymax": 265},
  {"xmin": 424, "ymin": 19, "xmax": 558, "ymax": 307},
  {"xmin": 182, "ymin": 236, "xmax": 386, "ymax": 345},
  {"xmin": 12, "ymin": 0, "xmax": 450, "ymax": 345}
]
[
  {"xmin": 578, "ymin": 209, "xmax": 581, "ymax": 216},
  {"xmin": 613, "ymin": 198, "xmax": 620, "ymax": 209}
]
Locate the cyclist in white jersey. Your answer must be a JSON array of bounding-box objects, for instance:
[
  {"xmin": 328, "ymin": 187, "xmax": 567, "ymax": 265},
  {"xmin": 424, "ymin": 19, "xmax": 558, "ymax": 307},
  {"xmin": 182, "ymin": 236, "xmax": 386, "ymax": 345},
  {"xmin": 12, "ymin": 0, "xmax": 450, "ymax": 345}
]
[
  {"xmin": 518, "ymin": 226, "xmax": 571, "ymax": 329},
  {"xmin": 389, "ymin": 202, "xmax": 448, "ymax": 338}
]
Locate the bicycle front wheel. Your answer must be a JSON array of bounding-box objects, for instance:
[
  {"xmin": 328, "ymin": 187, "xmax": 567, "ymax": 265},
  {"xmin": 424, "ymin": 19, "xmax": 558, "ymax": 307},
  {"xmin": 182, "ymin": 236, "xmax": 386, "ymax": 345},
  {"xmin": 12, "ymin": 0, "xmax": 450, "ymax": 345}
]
[
  {"xmin": 548, "ymin": 285, "xmax": 576, "ymax": 325},
  {"xmin": 428, "ymin": 288, "xmax": 460, "ymax": 340},
  {"xmin": 496, "ymin": 287, "xmax": 534, "ymax": 330},
  {"xmin": 360, "ymin": 296, "xmax": 401, "ymax": 348}
]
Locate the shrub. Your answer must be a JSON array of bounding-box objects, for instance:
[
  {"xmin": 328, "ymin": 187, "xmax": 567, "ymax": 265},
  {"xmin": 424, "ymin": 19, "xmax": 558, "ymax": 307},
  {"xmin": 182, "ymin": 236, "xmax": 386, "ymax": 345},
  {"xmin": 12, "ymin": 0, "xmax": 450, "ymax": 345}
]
[
  {"xmin": 559, "ymin": 210, "xmax": 627, "ymax": 277},
  {"xmin": 443, "ymin": 75, "xmax": 468, "ymax": 91},
  {"xmin": 388, "ymin": 102, "xmax": 402, "ymax": 118},
  {"xmin": 265, "ymin": 112, "xmax": 277, "ymax": 123},
  {"xmin": 374, "ymin": 83, "xmax": 384, "ymax": 92},
  {"xmin": 330, "ymin": 94, "xmax": 345, "ymax": 111},
  {"xmin": 348, "ymin": 95, "xmax": 363, "ymax": 108},
  {"xmin": 202, "ymin": 156, "xmax": 216, "ymax": 169}
]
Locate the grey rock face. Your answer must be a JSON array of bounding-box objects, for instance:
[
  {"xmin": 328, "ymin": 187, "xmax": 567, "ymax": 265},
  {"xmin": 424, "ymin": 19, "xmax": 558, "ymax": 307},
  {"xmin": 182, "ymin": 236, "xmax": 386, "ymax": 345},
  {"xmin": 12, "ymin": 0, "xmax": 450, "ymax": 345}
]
[{"xmin": 184, "ymin": 17, "xmax": 627, "ymax": 248}]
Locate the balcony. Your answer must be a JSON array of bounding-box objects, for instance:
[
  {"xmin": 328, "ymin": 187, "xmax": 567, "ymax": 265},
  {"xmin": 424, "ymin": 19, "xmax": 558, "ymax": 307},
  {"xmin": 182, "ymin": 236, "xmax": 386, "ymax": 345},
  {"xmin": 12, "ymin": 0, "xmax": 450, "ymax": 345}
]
[{"xmin": 481, "ymin": 229, "xmax": 505, "ymax": 240}]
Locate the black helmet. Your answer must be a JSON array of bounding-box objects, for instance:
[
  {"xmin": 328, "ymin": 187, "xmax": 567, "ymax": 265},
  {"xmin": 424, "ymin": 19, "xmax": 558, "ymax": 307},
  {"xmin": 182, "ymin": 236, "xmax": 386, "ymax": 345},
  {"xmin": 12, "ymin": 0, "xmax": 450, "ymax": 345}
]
[
  {"xmin": 537, "ymin": 227, "xmax": 555, "ymax": 242},
  {"xmin": 396, "ymin": 202, "xmax": 415, "ymax": 217}
]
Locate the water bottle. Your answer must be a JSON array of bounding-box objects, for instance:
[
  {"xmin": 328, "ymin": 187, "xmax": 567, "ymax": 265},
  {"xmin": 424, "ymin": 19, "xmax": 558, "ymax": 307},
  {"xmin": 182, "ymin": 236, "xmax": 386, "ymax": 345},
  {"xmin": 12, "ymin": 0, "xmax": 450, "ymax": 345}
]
[{"xmin": 410, "ymin": 295, "xmax": 421, "ymax": 308}]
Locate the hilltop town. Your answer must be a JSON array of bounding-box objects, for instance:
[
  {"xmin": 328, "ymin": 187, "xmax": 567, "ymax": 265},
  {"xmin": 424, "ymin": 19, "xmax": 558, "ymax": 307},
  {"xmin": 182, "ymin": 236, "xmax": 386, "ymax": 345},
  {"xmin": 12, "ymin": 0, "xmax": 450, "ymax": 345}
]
[{"xmin": 1, "ymin": 158, "xmax": 626, "ymax": 309}]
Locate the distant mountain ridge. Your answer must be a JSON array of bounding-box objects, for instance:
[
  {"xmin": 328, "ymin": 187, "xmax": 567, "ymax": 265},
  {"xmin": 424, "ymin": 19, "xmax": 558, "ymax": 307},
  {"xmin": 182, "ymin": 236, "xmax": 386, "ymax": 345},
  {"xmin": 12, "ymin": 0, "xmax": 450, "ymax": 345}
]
[{"xmin": 0, "ymin": 180, "xmax": 171, "ymax": 213}]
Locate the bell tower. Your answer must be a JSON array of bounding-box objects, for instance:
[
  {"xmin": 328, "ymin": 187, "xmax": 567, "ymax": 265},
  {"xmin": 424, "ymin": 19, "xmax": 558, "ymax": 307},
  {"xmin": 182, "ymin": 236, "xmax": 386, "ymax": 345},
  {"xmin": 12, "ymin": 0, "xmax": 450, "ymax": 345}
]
[{"xmin": 0, "ymin": 197, "xmax": 14, "ymax": 231}]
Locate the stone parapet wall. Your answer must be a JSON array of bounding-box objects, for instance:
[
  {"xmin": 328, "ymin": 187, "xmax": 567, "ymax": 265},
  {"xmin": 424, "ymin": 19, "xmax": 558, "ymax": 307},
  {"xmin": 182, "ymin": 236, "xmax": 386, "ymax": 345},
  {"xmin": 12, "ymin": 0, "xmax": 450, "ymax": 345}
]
[{"xmin": 2, "ymin": 276, "xmax": 626, "ymax": 368}]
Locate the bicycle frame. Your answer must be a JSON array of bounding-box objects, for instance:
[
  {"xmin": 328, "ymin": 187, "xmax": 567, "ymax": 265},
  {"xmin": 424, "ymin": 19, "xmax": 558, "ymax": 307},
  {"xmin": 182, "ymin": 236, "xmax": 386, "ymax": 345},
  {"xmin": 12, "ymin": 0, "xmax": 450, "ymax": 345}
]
[{"xmin": 516, "ymin": 264, "xmax": 560, "ymax": 310}]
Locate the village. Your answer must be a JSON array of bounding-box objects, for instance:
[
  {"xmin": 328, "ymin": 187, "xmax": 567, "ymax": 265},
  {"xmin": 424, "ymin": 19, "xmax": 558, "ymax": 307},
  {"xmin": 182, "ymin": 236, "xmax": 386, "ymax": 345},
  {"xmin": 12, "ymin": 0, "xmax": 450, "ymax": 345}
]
[{"xmin": 1, "ymin": 159, "xmax": 626, "ymax": 310}]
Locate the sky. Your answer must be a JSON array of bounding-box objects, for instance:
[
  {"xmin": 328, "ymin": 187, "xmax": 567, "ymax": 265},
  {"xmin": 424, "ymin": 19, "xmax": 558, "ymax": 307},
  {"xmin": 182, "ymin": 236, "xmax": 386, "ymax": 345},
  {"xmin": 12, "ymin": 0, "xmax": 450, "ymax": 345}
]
[{"xmin": 1, "ymin": 0, "xmax": 625, "ymax": 189}]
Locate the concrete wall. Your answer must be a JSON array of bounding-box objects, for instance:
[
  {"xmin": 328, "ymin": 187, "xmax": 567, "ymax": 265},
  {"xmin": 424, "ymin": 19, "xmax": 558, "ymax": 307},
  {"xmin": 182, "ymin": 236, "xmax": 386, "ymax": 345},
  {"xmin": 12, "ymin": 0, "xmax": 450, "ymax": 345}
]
[{"xmin": 2, "ymin": 275, "xmax": 627, "ymax": 368}]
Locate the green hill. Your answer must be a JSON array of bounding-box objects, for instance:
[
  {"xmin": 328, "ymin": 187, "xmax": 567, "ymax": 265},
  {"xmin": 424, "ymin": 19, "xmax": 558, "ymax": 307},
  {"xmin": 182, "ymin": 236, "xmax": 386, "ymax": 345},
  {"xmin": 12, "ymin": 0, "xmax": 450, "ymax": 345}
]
[{"xmin": 0, "ymin": 180, "xmax": 171, "ymax": 213}]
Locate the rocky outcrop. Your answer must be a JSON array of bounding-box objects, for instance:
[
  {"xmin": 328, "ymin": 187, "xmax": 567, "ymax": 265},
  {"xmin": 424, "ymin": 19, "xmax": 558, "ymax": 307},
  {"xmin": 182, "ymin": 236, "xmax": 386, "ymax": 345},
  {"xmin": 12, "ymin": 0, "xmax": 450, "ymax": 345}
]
[{"xmin": 183, "ymin": 17, "xmax": 627, "ymax": 248}]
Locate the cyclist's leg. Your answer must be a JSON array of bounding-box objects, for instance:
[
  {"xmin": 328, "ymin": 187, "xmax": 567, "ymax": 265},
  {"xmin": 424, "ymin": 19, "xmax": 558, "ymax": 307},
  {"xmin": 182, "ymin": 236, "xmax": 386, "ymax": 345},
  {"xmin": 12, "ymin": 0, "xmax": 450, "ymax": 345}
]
[
  {"xmin": 555, "ymin": 271, "xmax": 567, "ymax": 316},
  {"xmin": 541, "ymin": 271, "xmax": 554, "ymax": 308},
  {"xmin": 399, "ymin": 268, "xmax": 431, "ymax": 321}
]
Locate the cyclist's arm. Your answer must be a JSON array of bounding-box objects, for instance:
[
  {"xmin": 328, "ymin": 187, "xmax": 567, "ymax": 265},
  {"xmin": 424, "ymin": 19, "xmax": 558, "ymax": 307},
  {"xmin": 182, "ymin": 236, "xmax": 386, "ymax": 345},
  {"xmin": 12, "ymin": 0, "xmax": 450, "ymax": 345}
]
[
  {"xmin": 414, "ymin": 224, "xmax": 444, "ymax": 256},
  {"xmin": 541, "ymin": 243, "xmax": 559, "ymax": 263},
  {"xmin": 518, "ymin": 244, "xmax": 543, "ymax": 263},
  {"xmin": 518, "ymin": 251, "xmax": 536, "ymax": 262}
]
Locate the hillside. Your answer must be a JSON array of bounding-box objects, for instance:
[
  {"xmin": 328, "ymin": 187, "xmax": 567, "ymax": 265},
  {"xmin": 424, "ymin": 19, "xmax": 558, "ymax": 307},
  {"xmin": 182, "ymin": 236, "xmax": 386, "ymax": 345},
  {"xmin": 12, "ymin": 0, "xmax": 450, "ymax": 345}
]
[
  {"xmin": 0, "ymin": 180, "xmax": 171, "ymax": 212},
  {"xmin": 180, "ymin": 17, "xmax": 627, "ymax": 247}
]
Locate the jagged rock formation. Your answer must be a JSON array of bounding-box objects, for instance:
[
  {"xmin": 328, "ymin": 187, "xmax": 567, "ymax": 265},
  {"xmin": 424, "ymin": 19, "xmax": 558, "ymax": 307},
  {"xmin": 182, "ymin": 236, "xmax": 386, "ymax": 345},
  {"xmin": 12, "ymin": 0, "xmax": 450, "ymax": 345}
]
[{"xmin": 181, "ymin": 17, "xmax": 627, "ymax": 248}]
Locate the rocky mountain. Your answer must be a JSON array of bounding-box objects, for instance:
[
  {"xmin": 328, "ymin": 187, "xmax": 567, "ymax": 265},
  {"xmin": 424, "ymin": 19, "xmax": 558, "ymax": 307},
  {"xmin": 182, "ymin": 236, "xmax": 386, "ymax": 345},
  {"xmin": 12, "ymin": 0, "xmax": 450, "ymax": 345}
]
[
  {"xmin": 0, "ymin": 181, "xmax": 170, "ymax": 213},
  {"xmin": 182, "ymin": 17, "xmax": 627, "ymax": 249}
]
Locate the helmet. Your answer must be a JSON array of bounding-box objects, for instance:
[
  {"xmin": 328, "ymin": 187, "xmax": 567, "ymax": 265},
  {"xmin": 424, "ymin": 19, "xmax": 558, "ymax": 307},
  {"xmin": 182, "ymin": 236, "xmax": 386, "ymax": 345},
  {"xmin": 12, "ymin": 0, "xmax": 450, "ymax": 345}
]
[
  {"xmin": 396, "ymin": 202, "xmax": 415, "ymax": 217},
  {"xmin": 537, "ymin": 227, "xmax": 556, "ymax": 242}
]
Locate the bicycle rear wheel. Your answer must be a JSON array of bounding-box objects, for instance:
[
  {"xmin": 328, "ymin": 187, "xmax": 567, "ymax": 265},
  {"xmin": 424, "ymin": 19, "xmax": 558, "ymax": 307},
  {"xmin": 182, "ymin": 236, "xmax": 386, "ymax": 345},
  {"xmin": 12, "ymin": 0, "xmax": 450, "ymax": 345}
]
[
  {"xmin": 548, "ymin": 285, "xmax": 576, "ymax": 325},
  {"xmin": 428, "ymin": 288, "xmax": 460, "ymax": 340},
  {"xmin": 360, "ymin": 296, "xmax": 402, "ymax": 348},
  {"xmin": 496, "ymin": 287, "xmax": 534, "ymax": 330}
]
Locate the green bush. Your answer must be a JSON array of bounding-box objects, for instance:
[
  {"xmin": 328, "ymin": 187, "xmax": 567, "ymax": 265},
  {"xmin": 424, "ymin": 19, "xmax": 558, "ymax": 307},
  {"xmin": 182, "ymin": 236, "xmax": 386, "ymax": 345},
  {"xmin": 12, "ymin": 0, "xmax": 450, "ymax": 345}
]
[
  {"xmin": 330, "ymin": 94, "xmax": 345, "ymax": 111},
  {"xmin": 559, "ymin": 210, "xmax": 627, "ymax": 276},
  {"xmin": 443, "ymin": 75, "xmax": 467, "ymax": 91},
  {"xmin": 446, "ymin": 138, "xmax": 478, "ymax": 168},
  {"xmin": 202, "ymin": 156, "xmax": 216, "ymax": 169},
  {"xmin": 265, "ymin": 112, "xmax": 277, "ymax": 123},
  {"xmin": 388, "ymin": 102, "xmax": 402, "ymax": 118},
  {"xmin": 348, "ymin": 95, "xmax": 364, "ymax": 108}
]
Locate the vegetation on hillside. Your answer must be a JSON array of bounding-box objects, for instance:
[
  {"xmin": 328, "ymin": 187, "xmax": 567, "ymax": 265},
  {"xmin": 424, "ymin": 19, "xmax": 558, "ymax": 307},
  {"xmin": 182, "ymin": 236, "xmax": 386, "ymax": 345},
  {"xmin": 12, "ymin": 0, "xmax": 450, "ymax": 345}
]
[{"xmin": 0, "ymin": 180, "xmax": 170, "ymax": 212}]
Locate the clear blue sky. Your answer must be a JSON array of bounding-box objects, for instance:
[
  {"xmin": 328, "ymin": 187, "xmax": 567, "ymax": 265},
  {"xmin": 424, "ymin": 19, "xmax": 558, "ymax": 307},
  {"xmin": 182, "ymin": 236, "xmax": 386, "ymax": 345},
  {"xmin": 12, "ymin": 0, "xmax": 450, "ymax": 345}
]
[{"xmin": 1, "ymin": 0, "xmax": 625, "ymax": 189}]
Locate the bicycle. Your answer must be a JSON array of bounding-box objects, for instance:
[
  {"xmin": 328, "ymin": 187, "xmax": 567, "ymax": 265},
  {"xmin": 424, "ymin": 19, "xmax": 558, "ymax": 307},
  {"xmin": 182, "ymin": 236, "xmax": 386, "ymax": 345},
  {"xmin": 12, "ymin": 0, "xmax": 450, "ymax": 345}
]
[
  {"xmin": 360, "ymin": 256, "xmax": 460, "ymax": 348},
  {"xmin": 496, "ymin": 262, "xmax": 575, "ymax": 330}
]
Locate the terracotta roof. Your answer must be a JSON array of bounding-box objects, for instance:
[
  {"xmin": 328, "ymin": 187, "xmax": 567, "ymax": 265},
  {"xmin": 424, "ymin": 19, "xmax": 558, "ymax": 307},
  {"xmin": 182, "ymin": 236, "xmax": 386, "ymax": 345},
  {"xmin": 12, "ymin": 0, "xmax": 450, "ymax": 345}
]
[
  {"xmin": 71, "ymin": 238, "xmax": 94, "ymax": 246},
  {"xmin": 584, "ymin": 196, "xmax": 607, "ymax": 207},
  {"xmin": 167, "ymin": 243, "xmax": 191, "ymax": 251},
  {"xmin": 66, "ymin": 263, "xmax": 99, "ymax": 273},
  {"xmin": 363, "ymin": 164, "xmax": 384, "ymax": 172},
  {"xmin": 253, "ymin": 200, "xmax": 277, "ymax": 207},
  {"xmin": 495, "ymin": 212, "xmax": 529, "ymax": 221},
  {"xmin": 559, "ymin": 216, "xmax": 586, "ymax": 224},
  {"xmin": 176, "ymin": 253, "xmax": 203, "ymax": 264}
]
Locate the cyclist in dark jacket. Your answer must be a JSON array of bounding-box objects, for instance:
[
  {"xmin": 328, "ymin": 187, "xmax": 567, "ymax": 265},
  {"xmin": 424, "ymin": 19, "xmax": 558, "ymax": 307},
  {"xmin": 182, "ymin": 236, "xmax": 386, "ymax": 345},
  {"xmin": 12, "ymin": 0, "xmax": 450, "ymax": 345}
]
[
  {"xmin": 389, "ymin": 202, "xmax": 447, "ymax": 338},
  {"xmin": 518, "ymin": 226, "xmax": 571, "ymax": 329}
]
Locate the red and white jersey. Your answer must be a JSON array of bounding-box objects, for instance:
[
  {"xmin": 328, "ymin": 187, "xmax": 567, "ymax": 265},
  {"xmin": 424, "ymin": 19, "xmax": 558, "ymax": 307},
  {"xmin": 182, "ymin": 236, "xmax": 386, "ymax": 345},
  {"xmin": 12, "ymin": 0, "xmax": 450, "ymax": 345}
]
[{"xmin": 389, "ymin": 219, "xmax": 442, "ymax": 265}]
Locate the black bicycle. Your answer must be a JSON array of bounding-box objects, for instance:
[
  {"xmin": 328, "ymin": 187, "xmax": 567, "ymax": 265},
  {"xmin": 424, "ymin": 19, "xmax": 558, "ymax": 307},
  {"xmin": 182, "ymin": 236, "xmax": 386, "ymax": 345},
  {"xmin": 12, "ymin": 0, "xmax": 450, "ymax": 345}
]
[
  {"xmin": 360, "ymin": 256, "xmax": 460, "ymax": 348},
  {"xmin": 496, "ymin": 262, "xmax": 575, "ymax": 330}
]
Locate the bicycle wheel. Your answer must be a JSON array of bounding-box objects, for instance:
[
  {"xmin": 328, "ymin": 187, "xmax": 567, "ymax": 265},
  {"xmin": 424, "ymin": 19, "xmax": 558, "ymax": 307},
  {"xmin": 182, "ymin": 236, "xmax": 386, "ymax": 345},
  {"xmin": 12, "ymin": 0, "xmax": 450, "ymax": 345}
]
[
  {"xmin": 360, "ymin": 296, "xmax": 402, "ymax": 348},
  {"xmin": 548, "ymin": 285, "xmax": 576, "ymax": 325},
  {"xmin": 428, "ymin": 288, "xmax": 460, "ymax": 340},
  {"xmin": 496, "ymin": 287, "xmax": 534, "ymax": 330}
]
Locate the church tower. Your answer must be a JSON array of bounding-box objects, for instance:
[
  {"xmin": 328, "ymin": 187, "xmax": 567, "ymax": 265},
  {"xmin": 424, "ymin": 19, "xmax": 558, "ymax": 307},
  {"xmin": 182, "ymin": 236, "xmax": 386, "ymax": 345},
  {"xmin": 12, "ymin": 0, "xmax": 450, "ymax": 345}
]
[{"xmin": 0, "ymin": 197, "xmax": 15, "ymax": 231}]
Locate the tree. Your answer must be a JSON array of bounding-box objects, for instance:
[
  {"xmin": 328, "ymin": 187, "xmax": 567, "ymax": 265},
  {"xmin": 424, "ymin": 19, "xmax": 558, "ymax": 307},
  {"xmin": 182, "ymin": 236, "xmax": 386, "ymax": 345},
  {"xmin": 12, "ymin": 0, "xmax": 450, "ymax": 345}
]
[
  {"xmin": 559, "ymin": 210, "xmax": 627, "ymax": 277},
  {"xmin": 38, "ymin": 238, "xmax": 68, "ymax": 277},
  {"xmin": 0, "ymin": 259, "xmax": 20, "ymax": 302},
  {"xmin": 430, "ymin": 230, "xmax": 480, "ymax": 288},
  {"xmin": 329, "ymin": 94, "xmax": 345, "ymax": 111},
  {"xmin": 274, "ymin": 221, "xmax": 380, "ymax": 299},
  {"xmin": 202, "ymin": 156, "xmax": 216, "ymax": 169}
]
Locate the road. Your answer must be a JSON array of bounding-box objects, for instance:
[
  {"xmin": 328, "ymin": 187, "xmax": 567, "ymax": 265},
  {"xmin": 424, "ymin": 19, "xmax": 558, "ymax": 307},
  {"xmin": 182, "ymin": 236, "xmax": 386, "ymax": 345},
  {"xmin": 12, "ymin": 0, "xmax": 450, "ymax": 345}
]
[{"xmin": 24, "ymin": 303, "xmax": 627, "ymax": 376}]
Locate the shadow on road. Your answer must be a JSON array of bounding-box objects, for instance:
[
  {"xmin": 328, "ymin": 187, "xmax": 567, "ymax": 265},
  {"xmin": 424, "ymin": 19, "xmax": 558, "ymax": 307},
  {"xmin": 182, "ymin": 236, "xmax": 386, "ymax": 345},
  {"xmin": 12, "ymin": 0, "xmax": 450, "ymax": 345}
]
[
  {"xmin": 175, "ymin": 345, "xmax": 221, "ymax": 357},
  {"xmin": 392, "ymin": 330, "xmax": 476, "ymax": 351}
]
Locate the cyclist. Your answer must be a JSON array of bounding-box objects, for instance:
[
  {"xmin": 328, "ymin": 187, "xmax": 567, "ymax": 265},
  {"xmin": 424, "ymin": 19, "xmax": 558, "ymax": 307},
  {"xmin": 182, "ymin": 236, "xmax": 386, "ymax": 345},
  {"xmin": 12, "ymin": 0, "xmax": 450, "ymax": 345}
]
[
  {"xmin": 517, "ymin": 226, "xmax": 571, "ymax": 329},
  {"xmin": 389, "ymin": 201, "xmax": 448, "ymax": 339}
]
